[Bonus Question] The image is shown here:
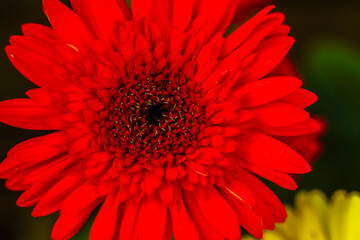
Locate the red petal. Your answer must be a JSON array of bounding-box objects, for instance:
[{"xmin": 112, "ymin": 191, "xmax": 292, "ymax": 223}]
[
  {"xmin": 221, "ymin": 191, "xmax": 263, "ymax": 239},
  {"xmin": 118, "ymin": 198, "xmax": 140, "ymax": 240},
  {"xmin": 132, "ymin": 193, "xmax": 167, "ymax": 240},
  {"xmin": 89, "ymin": 190, "xmax": 123, "ymax": 240},
  {"xmin": 43, "ymin": 0, "xmax": 95, "ymax": 46},
  {"xmin": 233, "ymin": 0, "xmax": 272, "ymax": 23},
  {"xmin": 169, "ymin": 187, "xmax": 199, "ymax": 240},
  {"xmin": 5, "ymin": 177, "xmax": 30, "ymax": 191},
  {"xmin": 194, "ymin": 0, "xmax": 238, "ymax": 36},
  {"xmin": 222, "ymin": 175, "xmax": 256, "ymax": 208},
  {"xmin": 220, "ymin": 5, "xmax": 275, "ymax": 58},
  {"xmin": 0, "ymin": 98, "xmax": 60, "ymax": 130},
  {"xmin": 132, "ymin": 0, "xmax": 170, "ymax": 22},
  {"xmin": 280, "ymin": 88, "xmax": 318, "ymax": 108},
  {"xmin": 6, "ymin": 46, "xmax": 71, "ymax": 89},
  {"xmin": 61, "ymin": 182, "xmax": 102, "ymax": 213},
  {"xmin": 235, "ymin": 77, "xmax": 302, "ymax": 107},
  {"xmin": 22, "ymin": 23, "xmax": 56, "ymax": 40},
  {"xmin": 69, "ymin": 133, "xmax": 96, "ymax": 154},
  {"xmin": 182, "ymin": 190, "xmax": 224, "ymax": 240},
  {"xmin": 246, "ymin": 163, "xmax": 298, "ymax": 190},
  {"xmin": 237, "ymin": 169, "xmax": 286, "ymax": 229},
  {"xmin": 172, "ymin": 0, "xmax": 193, "ymax": 30},
  {"xmin": 21, "ymin": 155, "xmax": 75, "ymax": 185},
  {"xmin": 234, "ymin": 131, "xmax": 311, "ymax": 174},
  {"xmin": 17, "ymin": 181, "xmax": 56, "ymax": 207},
  {"xmin": 194, "ymin": 33, "xmax": 223, "ymax": 86},
  {"xmin": 256, "ymin": 117, "xmax": 320, "ymax": 136},
  {"xmin": 193, "ymin": 187, "xmax": 240, "ymax": 240},
  {"xmin": 140, "ymin": 171, "xmax": 162, "ymax": 194},
  {"xmin": 219, "ymin": 12, "xmax": 284, "ymax": 65},
  {"xmin": 184, "ymin": 161, "xmax": 208, "ymax": 177},
  {"xmin": 32, "ymin": 174, "xmax": 83, "ymax": 217},
  {"xmin": 6, "ymin": 131, "xmax": 69, "ymax": 163},
  {"xmin": 70, "ymin": 0, "xmax": 129, "ymax": 45},
  {"xmin": 51, "ymin": 199, "xmax": 101, "ymax": 240},
  {"xmin": 9, "ymin": 35, "xmax": 58, "ymax": 62},
  {"xmin": 162, "ymin": 214, "xmax": 173, "ymax": 240},
  {"xmin": 158, "ymin": 179, "xmax": 175, "ymax": 204},
  {"xmin": 241, "ymin": 36, "xmax": 295, "ymax": 82},
  {"xmin": 250, "ymin": 102, "xmax": 309, "ymax": 127}
]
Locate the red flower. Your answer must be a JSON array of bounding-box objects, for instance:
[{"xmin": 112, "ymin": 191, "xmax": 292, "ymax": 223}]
[{"xmin": 0, "ymin": 1, "xmax": 319, "ymax": 240}]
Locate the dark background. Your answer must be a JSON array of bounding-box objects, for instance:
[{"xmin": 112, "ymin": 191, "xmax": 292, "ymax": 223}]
[{"xmin": 0, "ymin": 1, "xmax": 359, "ymax": 239}]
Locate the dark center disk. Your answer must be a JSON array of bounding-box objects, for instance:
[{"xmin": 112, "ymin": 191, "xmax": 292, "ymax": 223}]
[{"xmin": 145, "ymin": 103, "xmax": 166, "ymax": 124}]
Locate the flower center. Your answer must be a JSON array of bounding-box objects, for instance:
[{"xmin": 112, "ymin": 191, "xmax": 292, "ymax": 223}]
[
  {"xmin": 97, "ymin": 63, "xmax": 206, "ymax": 167},
  {"xmin": 145, "ymin": 103, "xmax": 166, "ymax": 124}
]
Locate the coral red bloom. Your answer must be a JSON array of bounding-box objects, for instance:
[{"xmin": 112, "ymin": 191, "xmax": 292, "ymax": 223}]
[{"xmin": 0, "ymin": 1, "xmax": 319, "ymax": 240}]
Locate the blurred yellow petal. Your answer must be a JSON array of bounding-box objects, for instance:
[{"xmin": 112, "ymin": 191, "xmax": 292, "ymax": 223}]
[
  {"xmin": 244, "ymin": 190, "xmax": 360, "ymax": 240},
  {"xmin": 262, "ymin": 231, "xmax": 286, "ymax": 240},
  {"xmin": 328, "ymin": 190, "xmax": 347, "ymax": 240},
  {"xmin": 343, "ymin": 192, "xmax": 360, "ymax": 240},
  {"xmin": 295, "ymin": 190, "xmax": 327, "ymax": 240}
]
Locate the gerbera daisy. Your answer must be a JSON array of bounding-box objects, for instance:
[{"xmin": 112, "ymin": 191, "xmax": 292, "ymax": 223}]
[
  {"xmin": 0, "ymin": 0, "xmax": 319, "ymax": 240},
  {"xmin": 242, "ymin": 190, "xmax": 360, "ymax": 240}
]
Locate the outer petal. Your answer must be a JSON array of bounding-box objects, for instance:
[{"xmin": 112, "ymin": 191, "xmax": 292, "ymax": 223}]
[
  {"xmin": 183, "ymin": 189, "xmax": 225, "ymax": 240},
  {"xmin": 233, "ymin": 0, "xmax": 272, "ymax": 23},
  {"xmin": 184, "ymin": 187, "xmax": 241, "ymax": 240},
  {"xmin": 0, "ymin": 98, "xmax": 60, "ymax": 130},
  {"xmin": 21, "ymin": 23, "xmax": 56, "ymax": 41},
  {"xmin": 0, "ymin": 132, "xmax": 71, "ymax": 180},
  {"xmin": 280, "ymin": 88, "xmax": 318, "ymax": 108},
  {"xmin": 169, "ymin": 186, "xmax": 200, "ymax": 240},
  {"xmin": 193, "ymin": 0, "xmax": 238, "ymax": 34},
  {"xmin": 118, "ymin": 198, "xmax": 140, "ymax": 240},
  {"xmin": 257, "ymin": 117, "xmax": 320, "ymax": 137},
  {"xmin": 221, "ymin": 189, "xmax": 264, "ymax": 239},
  {"xmin": 52, "ymin": 201, "xmax": 101, "ymax": 240},
  {"xmin": 43, "ymin": 0, "xmax": 95, "ymax": 46},
  {"xmin": 32, "ymin": 174, "xmax": 83, "ymax": 217},
  {"xmin": 89, "ymin": 190, "xmax": 123, "ymax": 240},
  {"xmin": 234, "ymin": 131, "xmax": 311, "ymax": 174},
  {"xmin": 234, "ymin": 77, "xmax": 303, "ymax": 108},
  {"xmin": 131, "ymin": 0, "xmax": 170, "ymax": 21},
  {"xmin": 70, "ymin": 0, "xmax": 130, "ymax": 45},
  {"xmin": 220, "ymin": 5, "xmax": 276, "ymax": 59},
  {"xmin": 236, "ymin": 168, "xmax": 287, "ymax": 229},
  {"xmin": 50, "ymin": 183, "xmax": 103, "ymax": 240},
  {"xmin": 250, "ymin": 102, "xmax": 310, "ymax": 127},
  {"xmin": 6, "ymin": 46, "xmax": 73, "ymax": 89},
  {"xmin": 132, "ymin": 193, "xmax": 167, "ymax": 240},
  {"xmin": 246, "ymin": 164, "xmax": 298, "ymax": 190},
  {"xmin": 172, "ymin": 0, "xmax": 193, "ymax": 31}
]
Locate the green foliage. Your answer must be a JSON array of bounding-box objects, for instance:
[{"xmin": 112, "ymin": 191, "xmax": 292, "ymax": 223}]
[{"xmin": 299, "ymin": 40, "xmax": 360, "ymax": 193}]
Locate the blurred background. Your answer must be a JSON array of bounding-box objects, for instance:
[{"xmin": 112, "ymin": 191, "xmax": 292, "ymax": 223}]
[{"xmin": 0, "ymin": 0, "xmax": 359, "ymax": 239}]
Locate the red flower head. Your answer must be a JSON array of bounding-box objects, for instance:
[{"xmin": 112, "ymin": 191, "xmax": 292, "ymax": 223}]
[{"xmin": 0, "ymin": 1, "xmax": 319, "ymax": 240}]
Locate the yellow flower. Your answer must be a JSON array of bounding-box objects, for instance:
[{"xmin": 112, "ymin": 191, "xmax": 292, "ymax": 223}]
[{"xmin": 243, "ymin": 190, "xmax": 360, "ymax": 240}]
